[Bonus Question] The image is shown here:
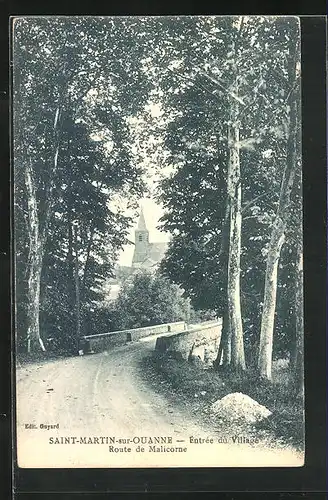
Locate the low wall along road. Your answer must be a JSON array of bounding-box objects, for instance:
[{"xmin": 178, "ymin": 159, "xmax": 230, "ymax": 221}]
[
  {"xmin": 155, "ymin": 320, "xmax": 222, "ymax": 363},
  {"xmin": 82, "ymin": 321, "xmax": 186, "ymax": 353}
]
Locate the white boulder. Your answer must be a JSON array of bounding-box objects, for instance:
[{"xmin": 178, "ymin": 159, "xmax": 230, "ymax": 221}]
[{"xmin": 210, "ymin": 392, "xmax": 272, "ymax": 424}]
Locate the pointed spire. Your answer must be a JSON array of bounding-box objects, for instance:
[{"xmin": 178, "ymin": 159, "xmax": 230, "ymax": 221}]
[{"xmin": 137, "ymin": 205, "xmax": 148, "ymax": 231}]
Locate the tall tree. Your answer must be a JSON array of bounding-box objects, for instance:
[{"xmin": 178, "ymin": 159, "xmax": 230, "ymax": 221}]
[
  {"xmin": 156, "ymin": 17, "xmax": 298, "ymax": 370},
  {"xmin": 13, "ymin": 17, "xmax": 151, "ymax": 352},
  {"xmin": 258, "ymin": 22, "xmax": 301, "ymax": 380},
  {"xmin": 225, "ymin": 18, "xmax": 246, "ymax": 370}
]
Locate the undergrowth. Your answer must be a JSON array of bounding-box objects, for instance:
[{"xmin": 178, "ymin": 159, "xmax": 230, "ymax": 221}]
[{"xmin": 142, "ymin": 352, "xmax": 304, "ymax": 451}]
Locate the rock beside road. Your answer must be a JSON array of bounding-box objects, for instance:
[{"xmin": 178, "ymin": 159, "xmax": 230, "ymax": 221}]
[{"xmin": 210, "ymin": 392, "xmax": 272, "ymax": 424}]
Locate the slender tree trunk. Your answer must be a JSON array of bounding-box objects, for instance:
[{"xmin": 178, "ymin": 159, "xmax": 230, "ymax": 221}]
[
  {"xmin": 66, "ymin": 209, "xmax": 75, "ymax": 308},
  {"xmin": 294, "ymin": 241, "xmax": 304, "ymax": 396},
  {"xmin": 214, "ymin": 307, "xmax": 231, "ymax": 368},
  {"xmin": 227, "ymin": 90, "xmax": 246, "ymax": 371},
  {"xmin": 258, "ymin": 34, "xmax": 300, "ymax": 380},
  {"xmin": 213, "ymin": 177, "xmax": 232, "ymax": 369},
  {"xmin": 293, "ymin": 118, "xmax": 303, "ymax": 394},
  {"xmin": 26, "ymin": 251, "xmax": 45, "ymax": 353},
  {"xmin": 258, "ymin": 220, "xmax": 285, "ymax": 378},
  {"xmin": 81, "ymin": 218, "xmax": 97, "ymax": 293},
  {"xmin": 24, "ymin": 163, "xmax": 46, "ymax": 353},
  {"xmin": 73, "ymin": 223, "xmax": 81, "ymax": 353},
  {"xmin": 23, "ymin": 105, "xmax": 62, "ymax": 353},
  {"xmin": 222, "ymin": 314, "xmax": 232, "ymax": 365},
  {"xmin": 81, "ymin": 181, "xmax": 105, "ymax": 298},
  {"xmin": 257, "ymin": 164, "xmax": 297, "ymax": 380}
]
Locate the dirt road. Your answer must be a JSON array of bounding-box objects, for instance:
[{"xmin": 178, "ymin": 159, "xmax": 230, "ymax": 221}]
[{"xmin": 16, "ymin": 334, "xmax": 303, "ymax": 468}]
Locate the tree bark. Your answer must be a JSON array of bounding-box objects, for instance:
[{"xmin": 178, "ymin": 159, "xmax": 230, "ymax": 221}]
[
  {"xmin": 214, "ymin": 307, "xmax": 231, "ymax": 368},
  {"xmin": 81, "ymin": 181, "xmax": 105, "ymax": 297},
  {"xmin": 81, "ymin": 218, "xmax": 97, "ymax": 293},
  {"xmin": 66, "ymin": 207, "xmax": 76, "ymax": 313},
  {"xmin": 24, "ymin": 162, "xmax": 46, "ymax": 353},
  {"xmin": 227, "ymin": 90, "xmax": 246, "ymax": 371},
  {"xmin": 73, "ymin": 223, "xmax": 81, "ymax": 353},
  {"xmin": 23, "ymin": 105, "xmax": 62, "ymax": 353},
  {"xmin": 258, "ymin": 219, "xmax": 285, "ymax": 378},
  {"xmin": 294, "ymin": 240, "xmax": 304, "ymax": 396},
  {"xmin": 258, "ymin": 33, "xmax": 300, "ymax": 380},
  {"xmin": 257, "ymin": 151, "xmax": 297, "ymax": 379},
  {"xmin": 213, "ymin": 169, "xmax": 232, "ymax": 369}
]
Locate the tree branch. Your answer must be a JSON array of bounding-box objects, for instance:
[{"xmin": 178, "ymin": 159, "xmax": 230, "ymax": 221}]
[
  {"xmin": 196, "ymin": 68, "xmax": 246, "ymax": 105},
  {"xmin": 241, "ymin": 189, "xmax": 276, "ymax": 214}
]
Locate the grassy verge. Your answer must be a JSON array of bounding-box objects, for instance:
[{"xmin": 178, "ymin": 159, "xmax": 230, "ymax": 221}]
[
  {"xmin": 16, "ymin": 349, "xmax": 74, "ymax": 367},
  {"xmin": 141, "ymin": 352, "xmax": 304, "ymax": 451}
]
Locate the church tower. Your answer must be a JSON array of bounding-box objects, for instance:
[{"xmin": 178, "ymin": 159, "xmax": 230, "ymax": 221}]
[{"xmin": 132, "ymin": 207, "xmax": 150, "ymax": 267}]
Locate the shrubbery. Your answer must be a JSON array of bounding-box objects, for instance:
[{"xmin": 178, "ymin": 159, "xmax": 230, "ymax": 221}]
[{"xmin": 109, "ymin": 270, "xmax": 193, "ymax": 331}]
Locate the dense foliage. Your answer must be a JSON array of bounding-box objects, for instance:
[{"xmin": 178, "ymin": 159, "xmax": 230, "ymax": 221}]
[
  {"xmin": 154, "ymin": 17, "xmax": 301, "ymax": 366},
  {"xmin": 14, "ymin": 18, "xmax": 150, "ymax": 351},
  {"xmin": 109, "ymin": 271, "xmax": 192, "ymax": 331}
]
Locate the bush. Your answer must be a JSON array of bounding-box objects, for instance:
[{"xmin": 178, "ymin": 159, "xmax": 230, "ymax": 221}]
[{"xmin": 110, "ymin": 270, "xmax": 191, "ymax": 331}]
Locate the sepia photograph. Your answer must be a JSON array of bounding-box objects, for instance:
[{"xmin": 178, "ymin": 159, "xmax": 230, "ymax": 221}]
[{"xmin": 13, "ymin": 15, "xmax": 304, "ymax": 468}]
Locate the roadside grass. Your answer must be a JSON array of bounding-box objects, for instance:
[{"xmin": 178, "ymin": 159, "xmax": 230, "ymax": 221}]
[
  {"xmin": 142, "ymin": 352, "xmax": 304, "ymax": 451},
  {"xmin": 16, "ymin": 348, "xmax": 74, "ymax": 367}
]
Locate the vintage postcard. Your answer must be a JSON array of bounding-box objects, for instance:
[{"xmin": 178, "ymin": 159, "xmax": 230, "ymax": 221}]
[{"xmin": 13, "ymin": 15, "xmax": 304, "ymax": 468}]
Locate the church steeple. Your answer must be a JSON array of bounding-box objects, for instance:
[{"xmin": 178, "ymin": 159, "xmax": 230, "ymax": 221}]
[
  {"xmin": 137, "ymin": 206, "xmax": 147, "ymax": 231},
  {"xmin": 132, "ymin": 206, "xmax": 150, "ymax": 267}
]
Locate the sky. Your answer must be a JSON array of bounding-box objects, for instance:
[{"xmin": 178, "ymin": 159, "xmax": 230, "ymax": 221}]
[{"xmin": 116, "ymin": 101, "xmax": 173, "ymax": 267}]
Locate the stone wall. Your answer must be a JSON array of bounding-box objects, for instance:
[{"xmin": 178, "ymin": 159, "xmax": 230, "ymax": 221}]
[
  {"xmin": 82, "ymin": 331, "xmax": 128, "ymax": 353},
  {"xmin": 155, "ymin": 321, "xmax": 222, "ymax": 363},
  {"xmin": 83, "ymin": 321, "xmax": 187, "ymax": 353},
  {"xmin": 129, "ymin": 321, "xmax": 186, "ymax": 341}
]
